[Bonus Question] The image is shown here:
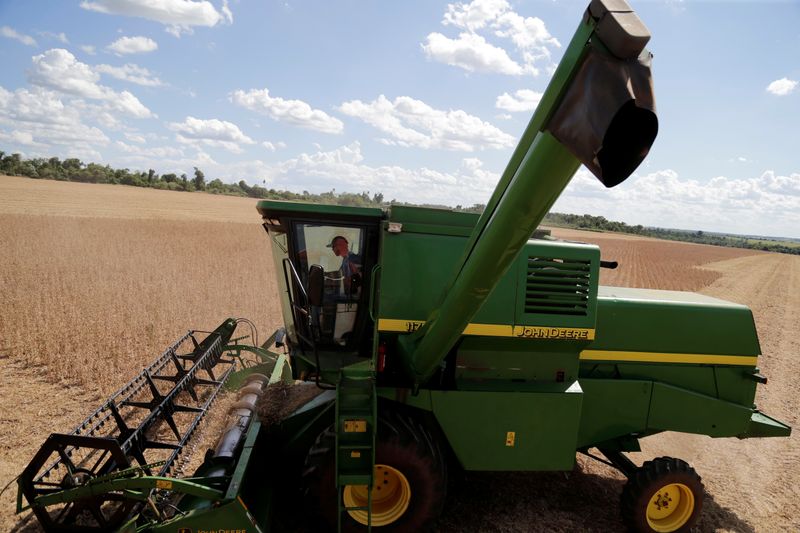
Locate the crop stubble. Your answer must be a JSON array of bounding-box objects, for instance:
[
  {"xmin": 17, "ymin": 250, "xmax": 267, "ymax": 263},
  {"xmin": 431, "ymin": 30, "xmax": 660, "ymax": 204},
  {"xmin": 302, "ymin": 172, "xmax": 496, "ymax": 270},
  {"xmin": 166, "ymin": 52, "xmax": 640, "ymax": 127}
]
[{"xmin": 1, "ymin": 176, "xmax": 797, "ymax": 531}]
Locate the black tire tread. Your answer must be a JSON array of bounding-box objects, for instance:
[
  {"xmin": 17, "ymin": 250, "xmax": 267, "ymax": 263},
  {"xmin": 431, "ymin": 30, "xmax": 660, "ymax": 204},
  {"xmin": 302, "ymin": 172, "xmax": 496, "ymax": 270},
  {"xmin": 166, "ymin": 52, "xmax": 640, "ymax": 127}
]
[
  {"xmin": 302, "ymin": 408, "xmax": 447, "ymax": 531},
  {"xmin": 620, "ymin": 456, "xmax": 704, "ymax": 533}
]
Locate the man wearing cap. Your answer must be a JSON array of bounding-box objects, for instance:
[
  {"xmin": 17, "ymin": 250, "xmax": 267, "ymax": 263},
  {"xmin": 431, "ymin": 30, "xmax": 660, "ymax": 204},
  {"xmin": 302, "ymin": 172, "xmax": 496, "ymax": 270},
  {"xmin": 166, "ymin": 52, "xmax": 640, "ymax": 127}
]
[{"xmin": 330, "ymin": 235, "xmax": 361, "ymax": 293}]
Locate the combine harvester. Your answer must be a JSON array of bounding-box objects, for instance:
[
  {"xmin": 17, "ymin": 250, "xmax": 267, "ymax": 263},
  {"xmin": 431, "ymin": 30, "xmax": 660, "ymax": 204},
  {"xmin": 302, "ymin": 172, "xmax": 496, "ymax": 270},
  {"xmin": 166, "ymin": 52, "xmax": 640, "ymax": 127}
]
[{"xmin": 17, "ymin": 1, "xmax": 790, "ymax": 531}]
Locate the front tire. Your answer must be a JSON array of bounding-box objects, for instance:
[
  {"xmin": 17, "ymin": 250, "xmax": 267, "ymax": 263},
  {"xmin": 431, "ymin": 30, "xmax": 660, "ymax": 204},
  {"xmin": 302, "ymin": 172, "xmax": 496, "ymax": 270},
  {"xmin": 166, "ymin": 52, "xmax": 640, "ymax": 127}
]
[
  {"xmin": 621, "ymin": 456, "xmax": 704, "ymax": 532},
  {"xmin": 303, "ymin": 410, "xmax": 447, "ymax": 531}
]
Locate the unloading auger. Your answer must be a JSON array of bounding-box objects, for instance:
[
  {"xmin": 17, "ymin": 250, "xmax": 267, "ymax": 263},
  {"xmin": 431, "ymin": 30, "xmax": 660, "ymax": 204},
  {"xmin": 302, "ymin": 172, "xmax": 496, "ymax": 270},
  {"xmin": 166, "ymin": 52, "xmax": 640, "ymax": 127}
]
[{"xmin": 16, "ymin": 1, "xmax": 791, "ymax": 532}]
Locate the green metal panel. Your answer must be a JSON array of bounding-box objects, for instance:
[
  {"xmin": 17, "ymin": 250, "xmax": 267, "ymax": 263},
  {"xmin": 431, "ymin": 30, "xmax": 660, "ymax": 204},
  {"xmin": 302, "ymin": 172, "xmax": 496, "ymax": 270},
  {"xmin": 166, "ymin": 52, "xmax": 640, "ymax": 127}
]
[
  {"xmin": 378, "ymin": 225, "xmax": 601, "ymax": 334},
  {"xmin": 401, "ymin": 133, "xmax": 582, "ymax": 385},
  {"xmin": 648, "ymin": 382, "xmax": 752, "ymax": 437},
  {"xmin": 741, "ymin": 411, "xmax": 792, "ymax": 438},
  {"xmin": 514, "ymin": 240, "xmax": 600, "ymax": 330},
  {"xmin": 576, "ymin": 379, "xmax": 652, "ymax": 448},
  {"xmin": 472, "ymin": 264, "xmax": 518, "ymax": 325},
  {"xmin": 149, "ymin": 498, "xmax": 261, "ymax": 533},
  {"xmin": 455, "ymin": 337, "xmax": 581, "ymax": 383},
  {"xmin": 714, "ymin": 366, "xmax": 759, "ymax": 406},
  {"xmin": 257, "ymin": 199, "xmax": 383, "ymax": 220},
  {"xmin": 387, "ymin": 205, "xmax": 479, "ymax": 237},
  {"xmin": 590, "ymin": 287, "xmax": 761, "ymax": 356},
  {"xmin": 378, "ymin": 230, "xmax": 466, "ymax": 321},
  {"xmin": 431, "ymin": 386, "xmax": 582, "ymax": 471},
  {"xmin": 580, "ymin": 363, "xmax": 719, "ymax": 398}
]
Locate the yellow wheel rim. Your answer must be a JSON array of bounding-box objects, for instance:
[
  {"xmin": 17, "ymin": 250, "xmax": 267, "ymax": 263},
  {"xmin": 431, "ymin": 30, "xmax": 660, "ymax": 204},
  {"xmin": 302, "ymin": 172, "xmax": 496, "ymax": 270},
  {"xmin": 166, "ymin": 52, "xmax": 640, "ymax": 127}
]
[
  {"xmin": 343, "ymin": 464, "xmax": 411, "ymax": 526},
  {"xmin": 646, "ymin": 482, "xmax": 695, "ymax": 532}
]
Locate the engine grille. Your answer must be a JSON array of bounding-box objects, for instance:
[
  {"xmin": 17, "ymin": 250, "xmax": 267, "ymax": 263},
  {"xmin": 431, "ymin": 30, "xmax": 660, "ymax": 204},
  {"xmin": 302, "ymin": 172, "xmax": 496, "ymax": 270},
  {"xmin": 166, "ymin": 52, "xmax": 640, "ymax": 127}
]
[{"xmin": 525, "ymin": 256, "xmax": 591, "ymax": 316}]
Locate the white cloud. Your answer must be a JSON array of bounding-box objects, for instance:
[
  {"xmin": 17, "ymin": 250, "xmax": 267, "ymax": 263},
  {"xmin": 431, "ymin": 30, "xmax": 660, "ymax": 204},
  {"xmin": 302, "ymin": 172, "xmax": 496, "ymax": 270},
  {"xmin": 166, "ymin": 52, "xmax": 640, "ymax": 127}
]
[
  {"xmin": 766, "ymin": 77, "xmax": 798, "ymax": 96},
  {"xmin": 0, "ymin": 129, "xmax": 45, "ymax": 148},
  {"xmin": 29, "ymin": 48, "xmax": 105, "ymax": 99},
  {"xmin": 80, "ymin": 0, "xmax": 232, "ymax": 36},
  {"xmin": 96, "ymin": 63, "xmax": 163, "ymax": 87},
  {"xmin": 230, "ymin": 88, "xmax": 344, "ymax": 134},
  {"xmin": 113, "ymin": 148, "xmax": 219, "ymax": 175},
  {"xmin": 553, "ymin": 167, "xmax": 800, "ymax": 238},
  {"xmin": 263, "ymin": 141, "xmax": 287, "ymax": 152},
  {"xmin": 1, "ymin": 26, "xmax": 37, "ymax": 47},
  {"xmin": 443, "ymin": 0, "xmax": 509, "ymax": 31},
  {"xmin": 28, "ymin": 48, "xmax": 154, "ymax": 118},
  {"xmin": 168, "ymin": 116, "xmax": 255, "ymax": 153},
  {"xmin": 495, "ymin": 89, "xmax": 542, "ymax": 112},
  {"xmin": 338, "ymin": 94, "xmax": 514, "ymax": 151},
  {"xmin": 124, "ymin": 132, "xmax": 147, "ymax": 143},
  {"xmin": 221, "ymin": 0, "xmax": 233, "ymax": 24},
  {"xmin": 81, "ymin": 45, "xmax": 97, "ymax": 55},
  {"xmin": 39, "ymin": 31, "xmax": 69, "ymax": 44},
  {"xmin": 422, "ymin": 32, "xmax": 525, "ymax": 75},
  {"xmin": 424, "ymin": 0, "xmax": 559, "ymax": 76},
  {"xmin": 113, "ymin": 91, "xmax": 155, "ymax": 118},
  {"xmin": 107, "ymin": 35, "xmax": 158, "ymax": 55},
  {"xmin": 0, "ymin": 86, "xmax": 110, "ymax": 151},
  {"xmin": 493, "ymin": 11, "xmax": 559, "ymax": 51},
  {"xmin": 115, "ymin": 140, "xmax": 184, "ymax": 158},
  {"xmin": 268, "ymin": 142, "xmax": 499, "ymax": 205},
  {"xmin": 116, "ymin": 143, "xmax": 499, "ymax": 207}
]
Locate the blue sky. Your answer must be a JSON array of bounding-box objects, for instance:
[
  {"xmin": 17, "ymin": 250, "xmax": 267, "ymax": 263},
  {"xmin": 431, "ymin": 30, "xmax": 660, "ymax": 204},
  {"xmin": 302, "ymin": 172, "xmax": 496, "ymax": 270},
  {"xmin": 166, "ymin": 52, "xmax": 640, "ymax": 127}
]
[{"xmin": 0, "ymin": 0, "xmax": 798, "ymax": 238}]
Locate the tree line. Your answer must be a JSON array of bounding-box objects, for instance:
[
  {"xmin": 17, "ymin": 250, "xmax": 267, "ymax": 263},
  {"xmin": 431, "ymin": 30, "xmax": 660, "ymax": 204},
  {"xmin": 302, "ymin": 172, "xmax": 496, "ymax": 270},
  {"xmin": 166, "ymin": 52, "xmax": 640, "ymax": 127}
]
[
  {"xmin": 542, "ymin": 212, "xmax": 800, "ymax": 256},
  {"xmin": 1, "ymin": 151, "xmax": 797, "ymax": 255},
  {"xmin": 0, "ymin": 151, "xmax": 386, "ymax": 206}
]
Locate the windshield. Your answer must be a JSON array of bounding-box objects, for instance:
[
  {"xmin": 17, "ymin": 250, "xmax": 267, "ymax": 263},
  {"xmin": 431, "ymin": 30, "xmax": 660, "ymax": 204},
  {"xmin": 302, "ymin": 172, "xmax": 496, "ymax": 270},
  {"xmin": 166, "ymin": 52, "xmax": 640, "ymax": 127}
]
[{"xmin": 295, "ymin": 223, "xmax": 365, "ymax": 346}]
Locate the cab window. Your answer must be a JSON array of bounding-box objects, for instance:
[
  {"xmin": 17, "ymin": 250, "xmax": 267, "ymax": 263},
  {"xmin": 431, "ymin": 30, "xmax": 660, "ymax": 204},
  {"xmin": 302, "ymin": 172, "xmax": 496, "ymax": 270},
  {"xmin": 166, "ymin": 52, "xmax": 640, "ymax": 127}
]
[{"xmin": 295, "ymin": 223, "xmax": 364, "ymax": 346}]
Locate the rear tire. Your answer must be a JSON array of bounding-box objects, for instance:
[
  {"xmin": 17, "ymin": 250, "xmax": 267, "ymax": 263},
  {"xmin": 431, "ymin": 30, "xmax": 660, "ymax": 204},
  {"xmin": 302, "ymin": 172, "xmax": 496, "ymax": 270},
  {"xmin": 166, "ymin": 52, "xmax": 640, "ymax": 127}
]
[
  {"xmin": 621, "ymin": 456, "xmax": 703, "ymax": 532},
  {"xmin": 302, "ymin": 410, "xmax": 447, "ymax": 531}
]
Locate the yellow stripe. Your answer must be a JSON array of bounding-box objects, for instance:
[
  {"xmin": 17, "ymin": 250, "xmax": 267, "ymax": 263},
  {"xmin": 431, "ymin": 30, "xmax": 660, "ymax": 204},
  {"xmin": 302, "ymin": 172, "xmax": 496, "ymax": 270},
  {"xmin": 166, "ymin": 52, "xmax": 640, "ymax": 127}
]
[
  {"xmin": 377, "ymin": 319, "xmax": 594, "ymax": 340},
  {"xmin": 377, "ymin": 318, "xmax": 424, "ymax": 333},
  {"xmin": 579, "ymin": 350, "xmax": 758, "ymax": 366},
  {"xmin": 238, "ymin": 495, "xmax": 250, "ymax": 512},
  {"xmin": 463, "ymin": 323, "xmax": 514, "ymax": 336}
]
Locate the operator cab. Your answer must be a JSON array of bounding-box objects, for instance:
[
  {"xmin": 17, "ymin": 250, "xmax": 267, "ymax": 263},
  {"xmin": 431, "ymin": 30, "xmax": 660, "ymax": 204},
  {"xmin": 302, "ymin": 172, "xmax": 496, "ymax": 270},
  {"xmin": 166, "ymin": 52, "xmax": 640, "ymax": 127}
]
[{"xmin": 257, "ymin": 201, "xmax": 383, "ymax": 367}]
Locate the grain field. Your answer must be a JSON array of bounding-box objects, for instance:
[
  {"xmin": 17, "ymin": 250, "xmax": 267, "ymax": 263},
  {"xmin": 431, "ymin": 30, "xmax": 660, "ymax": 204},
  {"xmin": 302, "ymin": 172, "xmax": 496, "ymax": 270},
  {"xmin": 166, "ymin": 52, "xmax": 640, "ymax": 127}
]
[{"xmin": 1, "ymin": 175, "xmax": 797, "ymax": 532}]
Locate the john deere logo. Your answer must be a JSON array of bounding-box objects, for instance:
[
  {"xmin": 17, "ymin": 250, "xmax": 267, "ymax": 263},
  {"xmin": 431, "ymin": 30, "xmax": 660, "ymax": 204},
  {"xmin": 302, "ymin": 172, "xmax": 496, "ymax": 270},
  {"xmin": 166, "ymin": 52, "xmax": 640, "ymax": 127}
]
[{"xmin": 177, "ymin": 529, "xmax": 192, "ymax": 533}]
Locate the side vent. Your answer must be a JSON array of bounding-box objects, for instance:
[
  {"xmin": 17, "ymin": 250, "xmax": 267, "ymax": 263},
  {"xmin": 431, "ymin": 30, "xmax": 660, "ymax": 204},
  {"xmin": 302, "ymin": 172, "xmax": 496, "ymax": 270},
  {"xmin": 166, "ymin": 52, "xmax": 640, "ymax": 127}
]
[{"xmin": 525, "ymin": 257, "xmax": 591, "ymax": 316}]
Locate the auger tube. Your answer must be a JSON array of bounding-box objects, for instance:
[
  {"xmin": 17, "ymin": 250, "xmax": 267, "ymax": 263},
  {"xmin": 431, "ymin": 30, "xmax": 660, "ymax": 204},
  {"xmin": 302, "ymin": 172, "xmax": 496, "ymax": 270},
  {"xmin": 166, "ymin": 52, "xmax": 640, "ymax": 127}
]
[{"xmin": 400, "ymin": 0, "xmax": 658, "ymax": 386}]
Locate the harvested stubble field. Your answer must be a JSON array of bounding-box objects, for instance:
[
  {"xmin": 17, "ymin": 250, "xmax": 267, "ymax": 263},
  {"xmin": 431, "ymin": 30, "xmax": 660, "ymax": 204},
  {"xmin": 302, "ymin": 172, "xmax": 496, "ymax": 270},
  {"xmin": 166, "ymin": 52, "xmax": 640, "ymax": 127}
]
[{"xmin": 1, "ymin": 175, "xmax": 798, "ymax": 532}]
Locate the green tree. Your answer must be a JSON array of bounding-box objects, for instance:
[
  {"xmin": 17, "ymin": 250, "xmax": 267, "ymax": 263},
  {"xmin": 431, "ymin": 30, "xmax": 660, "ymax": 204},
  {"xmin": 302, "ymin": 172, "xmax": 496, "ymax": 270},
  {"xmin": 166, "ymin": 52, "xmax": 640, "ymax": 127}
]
[{"xmin": 193, "ymin": 167, "xmax": 205, "ymax": 191}]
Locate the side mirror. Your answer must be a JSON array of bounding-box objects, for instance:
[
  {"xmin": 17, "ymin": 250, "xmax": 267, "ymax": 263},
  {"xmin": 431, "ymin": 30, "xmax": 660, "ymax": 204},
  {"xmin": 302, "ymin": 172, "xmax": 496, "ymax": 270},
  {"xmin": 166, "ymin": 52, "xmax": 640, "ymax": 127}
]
[{"xmin": 308, "ymin": 264, "xmax": 324, "ymax": 306}]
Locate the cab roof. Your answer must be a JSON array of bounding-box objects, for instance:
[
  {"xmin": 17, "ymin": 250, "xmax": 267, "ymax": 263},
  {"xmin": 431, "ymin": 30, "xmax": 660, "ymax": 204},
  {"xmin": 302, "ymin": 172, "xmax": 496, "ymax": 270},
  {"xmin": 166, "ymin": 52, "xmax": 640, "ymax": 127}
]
[{"xmin": 256, "ymin": 199, "xmax": 384, "ymax": 221}]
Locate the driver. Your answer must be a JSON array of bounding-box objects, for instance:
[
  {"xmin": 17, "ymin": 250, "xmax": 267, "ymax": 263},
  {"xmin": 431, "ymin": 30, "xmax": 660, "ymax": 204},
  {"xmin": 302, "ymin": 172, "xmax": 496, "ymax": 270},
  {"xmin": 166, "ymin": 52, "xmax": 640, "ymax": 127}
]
[{"xmin": 330, "ymin": 235, "xmax": 361, "ymax": 292}]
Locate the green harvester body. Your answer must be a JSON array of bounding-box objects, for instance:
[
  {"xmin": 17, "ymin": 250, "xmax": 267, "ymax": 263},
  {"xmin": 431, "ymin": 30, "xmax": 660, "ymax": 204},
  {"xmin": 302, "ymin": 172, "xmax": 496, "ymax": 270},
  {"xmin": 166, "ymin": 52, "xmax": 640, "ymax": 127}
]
[{"xmin": 16, "ymin": 1, "xmax": 790, "ymax": 532}]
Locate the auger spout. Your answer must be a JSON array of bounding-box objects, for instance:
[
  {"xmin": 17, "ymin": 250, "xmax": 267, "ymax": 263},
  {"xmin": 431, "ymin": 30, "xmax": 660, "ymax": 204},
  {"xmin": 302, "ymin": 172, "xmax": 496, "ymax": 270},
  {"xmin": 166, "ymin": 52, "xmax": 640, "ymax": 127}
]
[{"xmin": 399, "ymin": 0, "xmax": 658, "ymax": 386}]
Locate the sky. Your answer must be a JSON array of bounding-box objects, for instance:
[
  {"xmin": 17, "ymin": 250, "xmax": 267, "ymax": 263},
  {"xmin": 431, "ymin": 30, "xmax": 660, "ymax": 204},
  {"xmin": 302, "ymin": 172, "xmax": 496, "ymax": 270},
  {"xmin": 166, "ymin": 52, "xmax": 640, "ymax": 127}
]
[{"xmin": 0, "ymin": 0, "xmax": 798, "ymax": 238}]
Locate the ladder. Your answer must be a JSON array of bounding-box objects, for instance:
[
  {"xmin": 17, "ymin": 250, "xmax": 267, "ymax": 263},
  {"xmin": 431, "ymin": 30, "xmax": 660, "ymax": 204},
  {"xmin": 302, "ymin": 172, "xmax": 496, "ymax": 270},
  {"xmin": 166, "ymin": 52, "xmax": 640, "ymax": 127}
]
[{"xmin": 335, "ymin": 361, "xmax": 377, "ymax": 531}]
